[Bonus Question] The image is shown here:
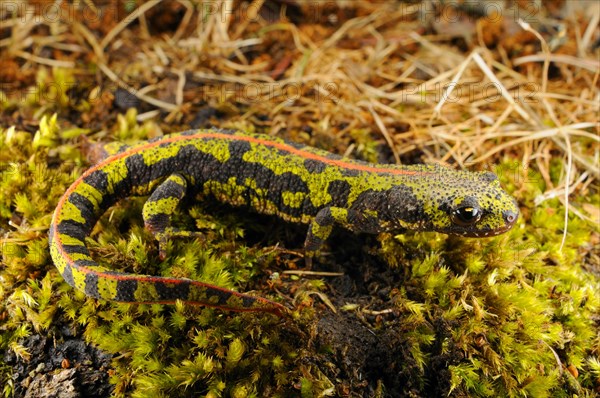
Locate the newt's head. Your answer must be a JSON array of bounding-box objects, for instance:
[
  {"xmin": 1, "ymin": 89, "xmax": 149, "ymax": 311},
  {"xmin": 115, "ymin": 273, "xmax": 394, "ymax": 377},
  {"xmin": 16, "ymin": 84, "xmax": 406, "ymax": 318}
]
[
  {"xmin": 435, "ymin": 170, "xmax": 519, "ymax": 237},
  {"xmin": 381, "ymin": 167, "xmax": 519, "ymax": 237}
]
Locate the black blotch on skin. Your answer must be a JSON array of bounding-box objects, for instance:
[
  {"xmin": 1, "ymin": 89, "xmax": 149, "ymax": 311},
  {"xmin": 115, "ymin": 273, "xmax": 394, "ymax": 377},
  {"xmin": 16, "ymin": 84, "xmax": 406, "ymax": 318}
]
[
  {"xmin": 98, "ymin": 155, "xmax": 138, "ymax": 210},
  {"xmin": 155, "ymin": 280, "xmax": 191, "ymax": 301},
  {"xmin": 83, "ymin": 169, "xmax": 109, "ymax": 192},
  {"xmin": 241, "ymin": 295, "xmax": 257, "ymax": 308},
  {"xmin": 384, "ymin": 185, "xmax": 425, "ymax": 224},
  {"xmin": 277, "ymin": 171, "xmax": 309, "ymax": 194},
  {"xmin": 61, "ymin": 245, "xmax": 91, "ymax": 256},
  {"xmin": 84, "ymin": 169, "xmax": 124, "ymax": 214},
  {"xmin": 328, "ymin": 179, "xmax": 351, "ymax": 208},
  {"xmin": 68, "ymin": 193, "xmax": 97, "ymax": 231},
  {"xmin": 185, "ymin": 147, "xmax": 224, "ymax": 183},
  {"xmin": 304, "ymin": 158, "xmax": 327, "ymax": 173},
  {"xmin": 228, "ymin": 139, "xmax": 252, "ymax": 159},
  {"xmin": 348, "ymin": 189, "xmax": 389, "ymax": 233},
  {"xmin": 114, "ymin": 279, "xmax": 138, "ymax": 301},
  {"xmin": 84, "ymin": 272, "xmax": 99, "ymax": 298},
  {"xmin": 124, "ymin": 153, "xmax": 150, "ymax": 188},
  {"xmin": 74, "ymin": 260, "xmax": 97, "ymax": 267},
  {"xmin": 57, "ymin": 220, "xmax": 88, "ymax": 241},
  {"xmin": 61, "ymin": 264, "xmax": 75, "ymax": 287}
]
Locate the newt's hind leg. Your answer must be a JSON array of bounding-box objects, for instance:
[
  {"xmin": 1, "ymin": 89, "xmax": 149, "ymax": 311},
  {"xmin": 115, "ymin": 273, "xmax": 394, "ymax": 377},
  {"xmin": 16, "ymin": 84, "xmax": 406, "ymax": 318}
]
[{"xmin": 143, "ymin": 173, "xmax": 204, "ymax": 259}]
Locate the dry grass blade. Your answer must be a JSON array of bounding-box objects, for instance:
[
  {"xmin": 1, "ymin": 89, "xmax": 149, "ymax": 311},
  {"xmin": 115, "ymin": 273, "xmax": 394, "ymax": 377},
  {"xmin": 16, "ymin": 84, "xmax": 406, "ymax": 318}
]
[
  {"xmin": 14, "ymin": 50, "xmax": 74, "ymax": 68},
  {"xmin": 100, "ymin": 0, "xmax": 162, "ymax": 50},
  {"xmin": 514, "ymin": 53, "xmax": 600, "ymax": 72}
]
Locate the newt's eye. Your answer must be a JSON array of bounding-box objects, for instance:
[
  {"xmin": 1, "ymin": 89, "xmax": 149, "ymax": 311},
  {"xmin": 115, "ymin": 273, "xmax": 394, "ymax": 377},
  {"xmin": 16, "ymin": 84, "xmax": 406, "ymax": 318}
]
[{"xmin": 452, "ymin": 206, "xmax": 482, "ymax": 226}]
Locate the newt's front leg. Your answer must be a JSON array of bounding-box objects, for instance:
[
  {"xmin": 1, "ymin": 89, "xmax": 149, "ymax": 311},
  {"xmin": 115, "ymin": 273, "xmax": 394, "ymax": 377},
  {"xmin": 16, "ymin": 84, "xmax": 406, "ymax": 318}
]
[
  {"xmin": 304, "ymin": 206, "xmax": 350, "ymax": 267},
  {"xmin": 142, "ymin": 173, "xmax": 204, "ymax": 259}
]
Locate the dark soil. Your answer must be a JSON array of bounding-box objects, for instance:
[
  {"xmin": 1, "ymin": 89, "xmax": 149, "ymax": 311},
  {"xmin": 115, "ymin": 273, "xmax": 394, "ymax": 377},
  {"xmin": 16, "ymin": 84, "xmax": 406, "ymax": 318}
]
[{"xmin": 5, "ymin": 330, "xmax": 113, "ymax": 398}]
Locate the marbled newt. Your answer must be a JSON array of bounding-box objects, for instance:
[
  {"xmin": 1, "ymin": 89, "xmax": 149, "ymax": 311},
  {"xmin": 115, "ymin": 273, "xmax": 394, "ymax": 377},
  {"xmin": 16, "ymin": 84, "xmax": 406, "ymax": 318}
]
[{"xmin": 49, "ymin": 129, "xmax": 518, "ymax": 316}]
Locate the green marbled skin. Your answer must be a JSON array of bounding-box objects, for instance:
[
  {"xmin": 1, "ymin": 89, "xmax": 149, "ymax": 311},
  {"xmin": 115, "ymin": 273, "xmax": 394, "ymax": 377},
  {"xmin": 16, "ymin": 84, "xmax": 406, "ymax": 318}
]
[{"xmin": 49, "ymin": 129, "xmax": 519, "ymax": 315}]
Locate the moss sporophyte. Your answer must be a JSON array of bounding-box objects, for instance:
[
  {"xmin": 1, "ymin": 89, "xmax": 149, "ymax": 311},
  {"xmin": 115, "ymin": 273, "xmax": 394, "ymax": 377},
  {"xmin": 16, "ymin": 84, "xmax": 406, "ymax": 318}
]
[{"xmin": 49, "ymin": 129, "xmax": 518, "ymax": 315}]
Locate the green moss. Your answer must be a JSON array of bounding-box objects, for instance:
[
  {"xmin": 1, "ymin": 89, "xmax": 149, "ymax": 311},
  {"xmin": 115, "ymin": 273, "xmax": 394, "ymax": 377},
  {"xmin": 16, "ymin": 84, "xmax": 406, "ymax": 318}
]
[{"xmin": 348, "ymin": 128, "xmax": 381, "ymax": 163}]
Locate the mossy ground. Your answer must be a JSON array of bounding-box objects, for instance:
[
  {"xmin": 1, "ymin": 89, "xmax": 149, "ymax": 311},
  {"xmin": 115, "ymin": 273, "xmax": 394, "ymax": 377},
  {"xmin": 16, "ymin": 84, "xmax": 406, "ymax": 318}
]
[{"xmin": 1, "ymin": 1, "xmax": 599, "ymax": 397}]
